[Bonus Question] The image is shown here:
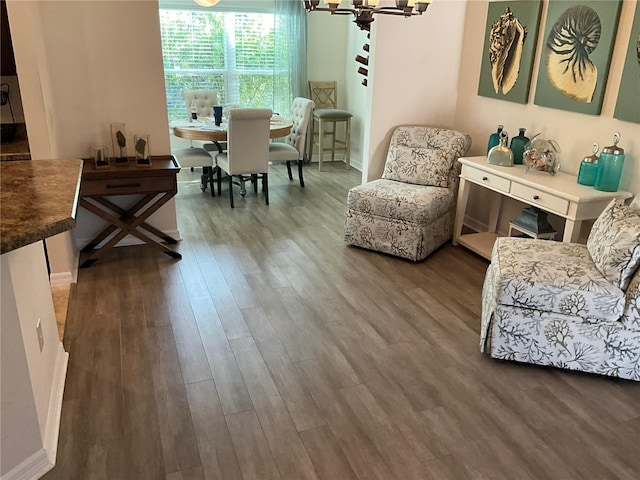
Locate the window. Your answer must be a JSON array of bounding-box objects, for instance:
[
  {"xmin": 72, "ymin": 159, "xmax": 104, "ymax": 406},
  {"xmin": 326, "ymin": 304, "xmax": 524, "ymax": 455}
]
[{"xmin": 159, "ymin": 7, "xmax": 291, "ymax": 121}]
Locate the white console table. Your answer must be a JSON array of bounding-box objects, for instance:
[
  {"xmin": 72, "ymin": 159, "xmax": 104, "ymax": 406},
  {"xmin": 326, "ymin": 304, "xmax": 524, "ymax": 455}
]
[{"xmin": 453, "ymin": 156, "xmax": 632, "ymax": 259}]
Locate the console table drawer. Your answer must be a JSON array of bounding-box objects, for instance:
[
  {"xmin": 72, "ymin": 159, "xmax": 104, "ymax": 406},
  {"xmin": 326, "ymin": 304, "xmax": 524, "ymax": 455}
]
[
  {"xmin": 511, "ymin": 183, "xmax": 569, "ymax": 215},
  {"xmin": 81, "ymin": 175, "xmax": 174, "ymax": 196},
  {"xmin": 463, "ymin": 167, "xmax": 511, "ymax": 193}
]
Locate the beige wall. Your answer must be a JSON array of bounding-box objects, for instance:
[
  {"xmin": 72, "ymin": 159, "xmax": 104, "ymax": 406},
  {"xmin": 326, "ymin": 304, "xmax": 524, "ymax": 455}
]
[
  {"xmin": 364, "ymin": 0, "xmax": 468, "ymax": 181},
  {"xmin": 454, "ymin": 0, "xmax": 640, "ymax": 235},
  {"xmin": 7, "ymin": 0, "xmax": 177, "ymax": 278}
]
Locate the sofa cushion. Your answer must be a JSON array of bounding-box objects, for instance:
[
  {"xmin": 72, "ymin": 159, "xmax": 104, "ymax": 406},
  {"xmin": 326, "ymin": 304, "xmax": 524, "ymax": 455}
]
[
  {"xmin": 587, "ymin": 199, "xmax": 640, "ymax": 291},
  {"xmin": 382, "ymin": 127, "xmax": 471, "ymax": 187},
  {"xmin": 491, "ymin": 237, "xmax": 625, "ymax": 322},
  {"xmin": 346, "ymin": 178, "xmax": 454, "ymax": 224}
]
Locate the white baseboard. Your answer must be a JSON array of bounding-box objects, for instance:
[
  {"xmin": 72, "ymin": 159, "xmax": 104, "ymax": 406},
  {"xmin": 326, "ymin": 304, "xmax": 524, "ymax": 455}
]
[
  {"xmin": 49, "ymin": 272, "xmax": 74, "ymax": 287},
  {"xmin": 44, "ymin": 343, "xmax": 69, "ymax": 465},
  {"xmin": 0, "ymin": 449, "xmax": 53, "ymax": 480}
]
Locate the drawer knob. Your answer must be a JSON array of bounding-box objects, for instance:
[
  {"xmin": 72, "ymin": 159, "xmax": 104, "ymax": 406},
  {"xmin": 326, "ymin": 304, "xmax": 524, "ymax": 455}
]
[
  {"xmin": 533, "ymin": 195, "xmax": 540, "ymax": 200},
  {"xmin": 482, "ymin": 176, "xmax": 488, "ymax": 181}
]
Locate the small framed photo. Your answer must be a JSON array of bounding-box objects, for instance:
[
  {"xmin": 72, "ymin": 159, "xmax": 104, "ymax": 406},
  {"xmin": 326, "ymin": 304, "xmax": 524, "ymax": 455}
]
[
  {"xmin": 111, "ymin": 123, "xmax": 129, "ymax": 164},
  {"xmin": 91, "ymin": 145, "xmax": 110, "ymax": 169},
  {"xmin": 134, "ymin": 134, "xmax": 152, "ymax": 168}
]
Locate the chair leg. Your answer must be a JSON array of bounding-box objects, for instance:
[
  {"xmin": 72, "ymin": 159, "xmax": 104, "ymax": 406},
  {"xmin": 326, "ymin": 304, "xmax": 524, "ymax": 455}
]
[
  {"xmin": 252, "ymin": 174, "xmax": 258, "ymax": 193},
  {"xmin": 330, "ymin": 120, "xmax": 337, "ymax": 163},
  {"xmin": 345, "ymin": 117, "xmax": 351, "ymax": 169},
  {"xmin": 298, "ymin": 160, "xmax": 304, "ymax": 188},
  {"xmin": 286, "ymin": 161, "xmax": 293, "ymax": 181},
  {"xmin": 308, "ymin": 118, "xmax": 315, "ymax": 164},
  {"xmin": 228, "ymin": 174, "xmax": 234, "ymax": 208},
  {"xmin": 318, "ymin": 118, "xmax": 324, "ymax": 172},
  {"xmin": 263, "ymin": 173, "xmax": 269, "ymax": 205},
  {"xmin": 217, "ymin": 166, "xmax": 222, "ymax": 196}
]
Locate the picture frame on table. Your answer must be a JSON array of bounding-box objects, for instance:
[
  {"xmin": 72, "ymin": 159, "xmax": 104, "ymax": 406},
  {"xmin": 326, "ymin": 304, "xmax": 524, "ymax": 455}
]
[{"xmin": 477, "ymin": 0, "xmax": 543, "ymax": 104}]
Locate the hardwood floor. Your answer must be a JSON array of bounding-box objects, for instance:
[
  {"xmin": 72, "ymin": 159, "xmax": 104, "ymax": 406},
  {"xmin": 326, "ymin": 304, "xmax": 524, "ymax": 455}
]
[{"xmin": 45, "ymin": 162, "xmax": 640, "ymax": 480}]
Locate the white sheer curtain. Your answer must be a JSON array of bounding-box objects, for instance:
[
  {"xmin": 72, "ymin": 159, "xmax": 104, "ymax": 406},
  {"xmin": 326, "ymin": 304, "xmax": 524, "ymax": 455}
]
[{"xmin": 274, "ymin": 0, "xmax": 307, "ymax": 111}]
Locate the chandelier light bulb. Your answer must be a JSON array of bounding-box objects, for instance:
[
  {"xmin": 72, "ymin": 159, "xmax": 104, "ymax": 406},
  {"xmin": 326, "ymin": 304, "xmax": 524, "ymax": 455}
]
[{"xmin": 194, "ymin": 0, "xmax": 220, "ymax": 7}]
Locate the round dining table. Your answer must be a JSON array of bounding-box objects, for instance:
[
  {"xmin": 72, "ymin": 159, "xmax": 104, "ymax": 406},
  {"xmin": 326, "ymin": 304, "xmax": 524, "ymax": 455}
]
[{"xmin": 172, "ymin": 118, "xmax": 292, "ymax": 144}]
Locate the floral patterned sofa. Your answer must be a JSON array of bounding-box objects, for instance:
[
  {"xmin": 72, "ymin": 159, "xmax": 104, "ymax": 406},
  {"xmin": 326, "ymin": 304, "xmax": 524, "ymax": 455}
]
[
  {"xmin": 481, "ymin": 198, "xmax": 640, "ymax": 381},
  {"xmin": 344, "ymin": 126, "xmax": 472, "ymax": 261}
]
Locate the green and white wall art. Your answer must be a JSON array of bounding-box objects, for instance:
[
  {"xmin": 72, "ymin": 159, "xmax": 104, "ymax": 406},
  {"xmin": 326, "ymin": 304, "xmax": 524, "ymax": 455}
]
[
  {"xmin": 534, "ymin": 0, "xmax": 622, "ymax": 115},
  {"xmin": 614, "ymin": 1, "xmax": 640, "ymax": 124},
  {"xmin": 478, "ymin": 0, "xmax": 543, "ymax": 104}
]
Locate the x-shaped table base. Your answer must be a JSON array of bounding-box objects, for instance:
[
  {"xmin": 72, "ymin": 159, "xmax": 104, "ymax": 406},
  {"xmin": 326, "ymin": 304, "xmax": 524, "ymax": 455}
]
[{"xmin": 80, "ymin": 192, "xmax": 182, "ymax": 268}]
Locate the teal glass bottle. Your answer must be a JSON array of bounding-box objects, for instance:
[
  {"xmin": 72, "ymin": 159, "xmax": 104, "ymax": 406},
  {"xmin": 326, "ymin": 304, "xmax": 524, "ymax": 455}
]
[
  {"xmin": 577, "ymin": 143, "xmax": 599, "ymax": 186},
  {"xmin": 509, "ymin": 128, "xmax": 529, "ymax": 165},
  {"xmin": 487, "ymin": 125, "xmax": 505, "ymax": 153},
  {"xmin": 594, "ymin": 133, "xmax": 625, "ymax": 192}
]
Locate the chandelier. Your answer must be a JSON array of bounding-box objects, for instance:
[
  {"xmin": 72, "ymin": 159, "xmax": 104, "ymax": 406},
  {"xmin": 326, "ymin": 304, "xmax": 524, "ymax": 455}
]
[{"xmin": 302, "ymin": 0, "xmax": 432, "ymax": 31}]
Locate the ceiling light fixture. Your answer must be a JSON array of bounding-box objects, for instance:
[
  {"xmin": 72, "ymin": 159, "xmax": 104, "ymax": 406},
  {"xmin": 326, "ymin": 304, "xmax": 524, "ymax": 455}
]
[
  {"xmin": 302, "ymin": 0, "xmax": 432, "ymax": 32},
  {"xmin": 194, "ymin": 0, "xmax": 220, "ymax": 7}
]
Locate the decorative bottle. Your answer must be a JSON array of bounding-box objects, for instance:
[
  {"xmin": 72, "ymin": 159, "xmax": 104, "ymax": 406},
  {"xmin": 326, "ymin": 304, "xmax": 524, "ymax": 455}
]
[
  {"xmin": 487, "ymin": 125, "xmax": 505, "ymax": 153},
  {"xmin": 190, "ymin": 99, "xmax": 198, "ymax": 120},
  {"xmin": 594, "ymin": 132, "xmax": 625, "ymax": 192},
  {"xmin": 487, "ymin": 131, "xmax": 513, "ymax": 166},
  {"xmin": 577, "ymin": 143, "xmax": 599, "ymax": 186},
  {"xmin": 509, "ymin": 128, "xmax": 529, "ymax": 165}
]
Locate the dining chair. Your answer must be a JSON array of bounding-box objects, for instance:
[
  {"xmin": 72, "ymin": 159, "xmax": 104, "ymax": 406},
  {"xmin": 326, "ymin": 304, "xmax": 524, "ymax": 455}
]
[
  {"xmin": 268, "ymin": 97, "xmax": 315, "ymax": 187},
  {"xmin": 308, "ymin": 80, "xmax": 353, "ymax": 171},
  {"xmin": 182, "ymin": 89, "xmax": 225, "ymax": 153},
  {"xmin": 215, "ymin": 108, "xmax": 272, "ymax": 208},
  {"xmin": 171, "ymin": 146, "xmax": 217, "ymax": 196},
  {"xmin": 183, "ymin": 89, "xmax": 219, "ymax": 118}
]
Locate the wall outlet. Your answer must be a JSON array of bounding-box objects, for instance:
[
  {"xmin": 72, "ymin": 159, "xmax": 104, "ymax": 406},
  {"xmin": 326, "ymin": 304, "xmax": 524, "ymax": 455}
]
[{"xmin": 36, "ymin": 318, "xmax": 44, "ymax": 352}]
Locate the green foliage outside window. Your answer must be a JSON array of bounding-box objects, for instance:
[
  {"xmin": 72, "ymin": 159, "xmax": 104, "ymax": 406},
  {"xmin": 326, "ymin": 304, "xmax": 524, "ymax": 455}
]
[{"xmin": 160, "ymin": 9, "xmax": 288, "ymax": 120}]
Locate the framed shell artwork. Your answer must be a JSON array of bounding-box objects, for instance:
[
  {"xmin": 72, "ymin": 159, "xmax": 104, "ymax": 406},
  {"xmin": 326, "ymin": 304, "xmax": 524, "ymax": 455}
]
[
  {"xmin": 534, "ymin": 0, "xmax": 622, "ymax": 115},
  {"xmin": 614, "ymin": 1, "xmax": 640, "ymax": 124},
  {"xmin": 477, "ymin": 0, "xmax": 543, "ymax": 104}
]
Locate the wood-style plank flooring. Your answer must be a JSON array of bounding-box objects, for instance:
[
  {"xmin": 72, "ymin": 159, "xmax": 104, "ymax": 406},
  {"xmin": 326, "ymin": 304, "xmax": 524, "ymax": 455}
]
[{"xmin": 44, "ymin": 162, "xmax": 640, "ymax": 480}]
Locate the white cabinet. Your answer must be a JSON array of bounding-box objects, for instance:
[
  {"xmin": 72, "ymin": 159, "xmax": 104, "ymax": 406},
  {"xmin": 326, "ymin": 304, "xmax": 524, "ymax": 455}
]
[{"xmin": 453, "ymin": 156, "xmax": 632, "ymax": 259}]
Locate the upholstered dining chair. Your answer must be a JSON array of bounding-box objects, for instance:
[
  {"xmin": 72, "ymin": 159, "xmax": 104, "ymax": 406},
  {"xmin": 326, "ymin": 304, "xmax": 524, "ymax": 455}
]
[
  {"xmin": 183, "ymin": 89, "xmax": 219, "ymax": 118},
  {"xmin": 182, "ymin": 89, "xmax": 225, "ymax": 153},
  {"xmin": 308, "ymin": 80, "xmax": 353, "ymax": 171},
  {"xmin": 268, "ymin": 97, "xmax": 315, "ymax": 187},
  {"xmin": 215, "ymin": 108, "xmax": 272, "ymax": 208},
  {"xmin": 171, "ymin": 146, "xmax": 217, "ymax": 196}
]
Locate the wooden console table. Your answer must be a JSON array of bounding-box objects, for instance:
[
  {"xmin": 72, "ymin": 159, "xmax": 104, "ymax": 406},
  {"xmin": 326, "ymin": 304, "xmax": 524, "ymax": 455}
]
[
  {"xmin": 453, "ymin": 156, "xmax": 632, "ymax": 259},
  {"xmin": 79, "ymin": 155, "xmax": 182, "ymax": 267}
]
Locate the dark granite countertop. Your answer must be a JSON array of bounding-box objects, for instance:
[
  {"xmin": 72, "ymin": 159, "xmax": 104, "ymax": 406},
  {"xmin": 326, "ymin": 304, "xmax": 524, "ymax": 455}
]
[{"xmin": 1, "ymin": 158, "xmax": 83, "ymax": 254}]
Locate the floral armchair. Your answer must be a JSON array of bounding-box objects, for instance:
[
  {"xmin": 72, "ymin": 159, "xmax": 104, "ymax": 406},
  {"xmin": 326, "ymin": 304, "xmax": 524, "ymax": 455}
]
[
  {"xmin": 344, "ymin": 126, "xmax": 472, "ymax": 261},
  {"xmin": 481, "ymin": 198, "xmax": 640, "ymax": 381}
]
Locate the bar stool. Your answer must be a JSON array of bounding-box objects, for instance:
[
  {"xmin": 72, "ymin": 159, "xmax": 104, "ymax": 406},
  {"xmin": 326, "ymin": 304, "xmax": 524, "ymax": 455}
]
[{"xmin": 308, "ymin": 80, "xmax": 352, "ymax": 171}]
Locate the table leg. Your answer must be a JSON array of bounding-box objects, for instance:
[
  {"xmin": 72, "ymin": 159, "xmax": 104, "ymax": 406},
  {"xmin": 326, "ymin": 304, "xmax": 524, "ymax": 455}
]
[
  {"xmin": 488, "ymin": 192, "xmax": 503, "ymax": 234},
  {"xmin": 79, "ymin": 192, "xmax": 181, "ymax": 267},
  {"xmin": 90, "ymin": 194, "xmax": 179, "ymax": 244},
  {"xmin": 563, "ymin": 219, "xmax": 582, "ymax": 243},
  {"xmin": 453, "ymin": 177, "xmax": 470, "ymax": 246}
]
